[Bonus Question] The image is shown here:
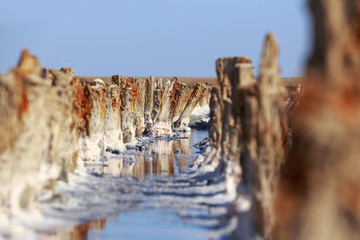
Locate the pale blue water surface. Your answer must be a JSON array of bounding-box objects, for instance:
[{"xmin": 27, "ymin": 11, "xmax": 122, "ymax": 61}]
[{"xmin": 44, "ymin": 130, "xmax": 233, "ymax": 240}]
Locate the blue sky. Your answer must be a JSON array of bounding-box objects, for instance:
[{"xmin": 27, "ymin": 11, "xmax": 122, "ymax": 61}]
[{"xmin": 0, "ymin": 0, "xmax": 310, "ymax": 77}]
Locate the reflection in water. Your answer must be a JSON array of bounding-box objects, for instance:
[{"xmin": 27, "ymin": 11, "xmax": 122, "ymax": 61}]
[
  {"xmin": 43, "ymin": 218, "xmax": 106, "ymax": 240},
  {"xmin": 70, "ymin": 218, "xmax": 105, "ymax": 240},
  {"xmin": 43, "ymin": 131, "xmax": 232, "ymax": 240},
  {"xmin": 89, "ymin": 132, "xmax": 197, "ymax": 179}
]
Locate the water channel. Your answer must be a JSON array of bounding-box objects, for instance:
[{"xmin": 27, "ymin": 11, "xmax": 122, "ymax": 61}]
[{"xmin": 40, "ymin": 130, "xmax": 235, "ymax": 240}]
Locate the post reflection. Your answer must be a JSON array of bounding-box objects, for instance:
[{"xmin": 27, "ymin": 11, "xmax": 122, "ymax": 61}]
[
  {"xmin": 45, "ymin": 218, "xmax": 106, "ymax": 240},
  {"xmin": 53, "ymin": 131, "xmax": 206, "ymax": 240},
  {"xmin": 87, "ymin": 133, "xmax": 195, "ymax": 178}
]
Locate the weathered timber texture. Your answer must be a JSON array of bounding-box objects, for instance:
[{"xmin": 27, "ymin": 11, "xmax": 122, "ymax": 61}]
[
  {"xmin": 198, "ymin": 87, "xmax": 210, "ymax": 108},
  {"xmin": 104, "ymin": 83, "xmax": 124, "ymax": 151},
  {"xmin": 209, "ymin": 86, "xmax": 223, "ymax": 150},
  {"xmin": 0, "ymin": 50, "xmax": 79, "ymax": 216},
  {"xmin": 173, "ymin": 81, "xmax": 208, "ymax": 130},
  {"xmin": 110, "ymin": 75, "xmax": 206, "ymax": 138},
  {"xmin": 207, "ymin": 34, "xmax": 288, "ymax": 239},
  {"xmin": 135, "ymin": 78, "xmax": 145, "ymax": 136},
  {"xmin": 211, "ymin": 57, "xmax": 259, "ymax": 238},
  {"xmin": 273, "ymin": 1, "xmax": 360, "ymax": 240},
  {"xmin": 151, "ymin": 87, "xmax": 164, "ymax": 123},
  {"xmin": 111, "ymin": 75, "xmax": 122, "ymax": 85},
  {"xmin": 84, "ymin": 76, "xmax": 303, "ymax": 89},
  {"xmin": 254, "ymin": 33, "xmax": 288, "ymax": 239},
  {"xmin": 87, "ymin": 80, "xmax": 106, "ymax": 158},
  {"xmin": 156, "ymin": 78, "xmax": 178, "ymax": 122},
  {"xmin": 218, "ymin": 57, "xmax": 255, "ymax": 160},
  {"xmin": 144, "ymin": 76, "xmax": 155, "ymax": 124},
  {"xmin": 171, "ymin": 83, "xmax": 191, "ymax": 122},
  {"xmin": 150, "ymin": 78, "xmax": 178, "ymax": 135},
  {"xmin": 0, "ymin": 50, "xmax": 208, "ymax": 236},
  {"xmin": 121, "ymin": 84, "xmax": 137, "ymax": 143},
  {"xmin": 110, "ymin": 75, "xmax": 207, "ymax": 137}
]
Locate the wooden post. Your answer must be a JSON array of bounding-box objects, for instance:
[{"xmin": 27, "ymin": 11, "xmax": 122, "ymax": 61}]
[
  {"xmin": 151, "ymin": 87, "xmax": 164, "ymax": 122},
  {"xmin": 209, "ymin": 38, "xmax": 287, "ymax": 239},
  {"xmin": 150, "ymin": 77, "xmax": 178, "ymax": 135},
  {"xmin": 121, "ymin": 84, "xmax": 136, "ymax": 143},
  {"xmin": 144, "ymin": 76, "xmax": 155, "ymax": 125},
  {"xmin": 104, "ymin": 84, "xmax": 124, "ymax": 151},
  {"xmin": 171, "ymin": 82, "xmax": 191, "ymax": 122},
  {"xmin": 273, "ymin": 1, "xmax": 360, "ymax": 239},
  {"xmin": 135, "ymin": 78, "xmax": 146, "ymax": 136},
  {"xmin": 173, "ymin": 81, "xmax": 207, "ymax": 130},
  {"xmin": 88, "ymin": 79, "xmax": 107, "ymax": 157}
]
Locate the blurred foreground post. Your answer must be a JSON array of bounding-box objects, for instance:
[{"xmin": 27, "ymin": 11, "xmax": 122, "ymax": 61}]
[{"xmin": 273, "ymin": 0, "xmax": 360, "ymax": 239}]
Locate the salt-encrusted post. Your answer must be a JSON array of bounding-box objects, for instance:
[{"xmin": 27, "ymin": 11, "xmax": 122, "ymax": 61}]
[
  {"xmin": 210, "ymin": 41, "xmax": 287, "ymax": 239},
  {"xmin": 135, "ymin": 78, "xmax": 146, "ymax": 136},
  {"xmin": 151, "ymin": 87, "xmax": 164, "ymax": 122},
  {"xmin": 87, "ymin": 79, "xmax": 107, "ymax": 157},
  {"xmin": 150, "ymin": 77, "xmax": 178, "ymax": 135},
  {"xmin": 121, "ymin": 84, "xmax": 137, "ymax": 143},
  {"xmin": 104, "ymin": 83, "xmax": 124, "ymax": 151},
  {"xmin": 171, "ymin": 82, "xmax": 191, "ymax": 122},
  {"xmin": 144, "ymin": 76, "xmax": 155, "ymax": 125},
  {"xmin": 0, "ymin": 50, "xmax": 80, "ymax": 229},
  {"xmin": 173, "ymin": 81, "xmax": 207, "ymax": 130}
]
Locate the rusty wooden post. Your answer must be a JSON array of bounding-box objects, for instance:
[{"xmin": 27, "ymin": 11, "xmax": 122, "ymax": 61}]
[
  {"xmin": 173, "ymin": 81, "xmax": 207, "ymax": 130},
  {"xmin": 273, "ymin": 1, "xmax": 360, "ymax": 239}
]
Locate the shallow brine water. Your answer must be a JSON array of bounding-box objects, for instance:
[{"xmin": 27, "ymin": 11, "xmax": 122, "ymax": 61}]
[{"xmin": 40, "ymin": 131, "xmax": 235, "ymax": 240}]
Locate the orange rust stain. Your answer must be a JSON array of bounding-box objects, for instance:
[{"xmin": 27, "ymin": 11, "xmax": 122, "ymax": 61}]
[
  {"xmin": 169, "ymin": 83, "xmax": 181, "ymax": 111},
  {"xmin": 338, "ymin": 88, "xmax": 358, "ymax": 112},
  {"xmin": 157, "ymin": 86, "xmax": 164, "ymax": 97},
  {"xmin": 191, "ymin": 89, "xmax": 197, "ymax": 98},
  {"xmin": 101, "ymin": 89, "xmax": 106, "ymax": 105},
  {"xmin": 130, "ymin": 85, "xmax": 140, "ymax": 112},
  {"xmin": 173, "ymin": 82, "xmax": 181, "ymax": 91},
  {"xmin": 72, "ymin": 218, "xmax": 105, "ymax": 240},
  {"xmin": 112, "ymin": 98, "xmax": 117, "ymax": 108},
  {"xmin": 188, "ymin": 82, "xmax": 207, "ymax": 102},
  {"xmin": 133, "ymin": 82, "xmax": 142, "ymax": 106},
  {"xmin": 126, "ymin": 77, "xmax": 135, "ymax": 84},
  {"xmin": 70, "ymin": 80, "xmax": 92, "ymax": 135},
  {"xmin": 123, "ymin": 83, "xmax": 138, "ymax": 112},
  {"xmin": 180, "ymin": 90, "xmax": 191, "ymax": 109},
  {"xmin": 19, "ymin": 91, "xmax": 29, "ymax": 114},
  {"xmin": 238, "ymin": 57, "xmax": 252, "ymax": 64}
]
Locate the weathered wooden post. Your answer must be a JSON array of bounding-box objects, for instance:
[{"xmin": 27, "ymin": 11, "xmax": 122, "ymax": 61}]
[
  {"xmin": 173, "ymin": 81, "xmax": 207, "ymax": 130},
  {"xmin": 104, "ymin": 83, "xmax": 124, "ymax": 151},
  {"xmin": 151, "ymin": 87, "xmax": 164, "ymax": 123},
  {"xmin": 254, "ymin": 33, "xmax": 288, "ymax": 238},
  {"xmin": 144, "ymin": 76, "xmax": 155, "ymax": 125},
  {"xmin": 208, "ymin": 86, "xmax": 223, "ymax": 150},
  {"xmin": 111, "ymin": 75, "xmax": 122, "ymax": 85},
  {"xmin": 121, "ymin": 84, "xmax": 137, "ymax": 143},
  {"xmin": 0, "ymin": 50, "xmax": 80, "ymax": 226},
  {"xmin": 208, "ymin": 35, "xmax": 288, "ymax": 239},
  {"xmin": 87, "ymin": 79, "xmax": 106, "ymax": 158},
  {"xmin": 150, "ymin": 77, "xmax": 178, "ymax": 135},
  {"xmin": 171, "ymin": 82, "xmax": 191, "ymax": 123},
  {"xmin": 273, "ymin": 1, "xmax": 360, "ymax": 239},
  {"xmin": 135, "ymin": 78, "xmax": 146, "ymax": 136}
]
